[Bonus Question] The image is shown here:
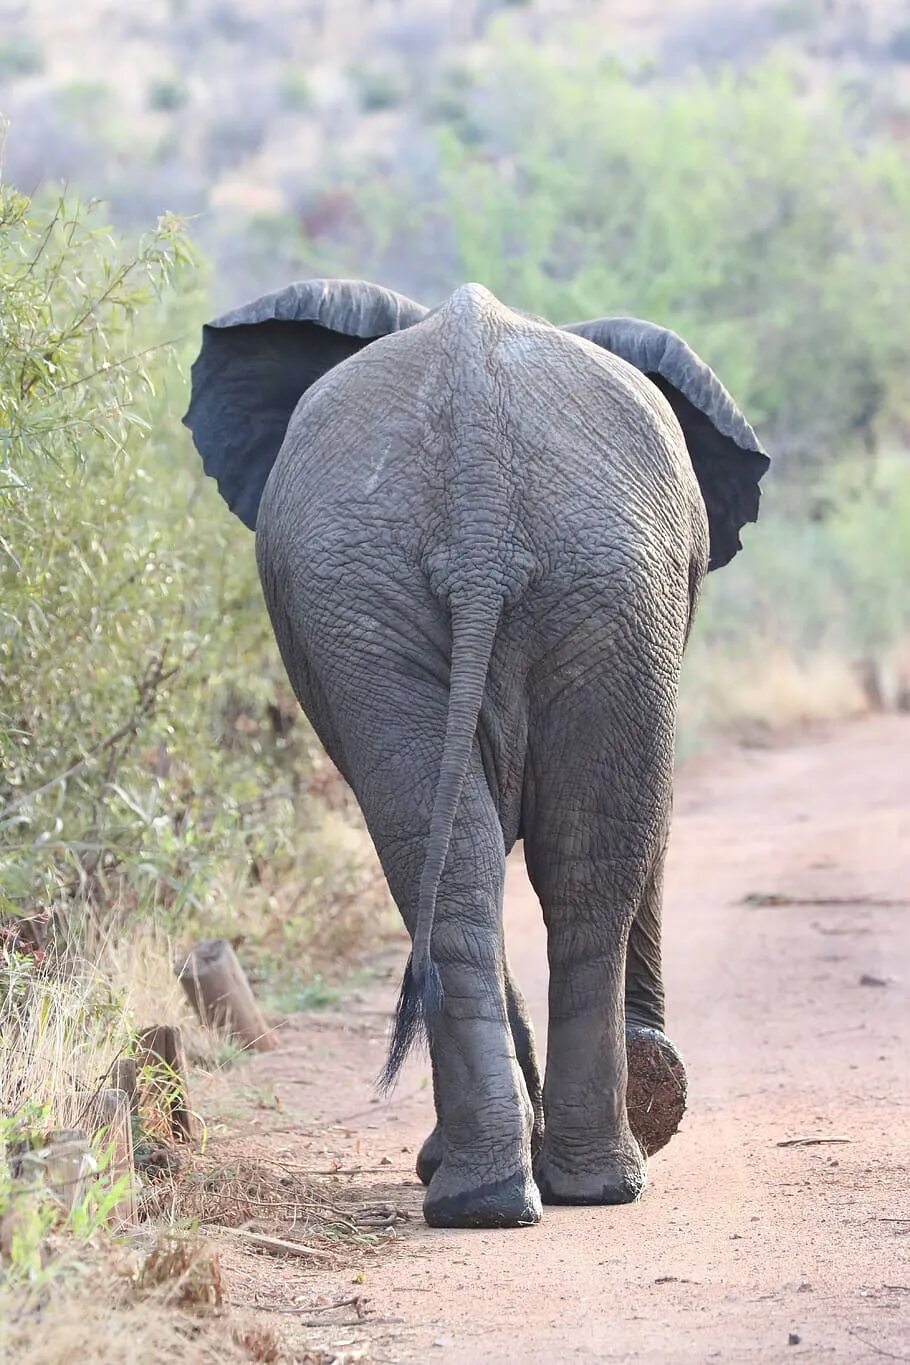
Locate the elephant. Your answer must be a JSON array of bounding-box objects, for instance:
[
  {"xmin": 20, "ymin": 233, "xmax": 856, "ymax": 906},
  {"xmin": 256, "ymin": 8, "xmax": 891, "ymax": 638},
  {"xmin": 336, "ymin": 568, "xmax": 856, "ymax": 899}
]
[{"xmin": 184, "ymin": 278, "xmax": 769, "ymax": 1229}]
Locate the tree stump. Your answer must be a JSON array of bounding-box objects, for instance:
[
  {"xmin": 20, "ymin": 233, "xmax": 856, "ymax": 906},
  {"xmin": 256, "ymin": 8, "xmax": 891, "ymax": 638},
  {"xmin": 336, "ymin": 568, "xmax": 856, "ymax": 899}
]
[
  {"xmin": 176, "ymin": 939, "xmax": 276, "ymax": 1052},
  {"xmin": 110, "ymin": 1056, "xmax": 139, "ymax": 1115},
  {"xmin": 138, "ymin": 1025, "xmax": 200, "ymax": 1142},
  {"xmin": 13, "ymin": 1130, "xmax": 96, "ymax": 1214},
  {"xmin": 91, "ymin": 1087, "xmax": 137, "ymax": 1225}
]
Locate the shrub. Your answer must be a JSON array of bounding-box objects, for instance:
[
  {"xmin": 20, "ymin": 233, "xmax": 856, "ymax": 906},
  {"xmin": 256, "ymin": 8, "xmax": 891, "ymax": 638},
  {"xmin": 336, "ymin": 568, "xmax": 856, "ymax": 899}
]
[
  {"xmin": 411, "ymin": 49, "xmax": 910, "ymax": 464},
  {"xmin": 349, "ymin": 64, "xmax": 406, "ymax": 113},
  {"xmin": 147, "ymin": 77, "xmax": 189, "ymax": 113},
  {"xmin": 0, "ymin": 184, "xmax": 385, "ymax": 984},
  {"xmin": 0, "ymin": 36, "xmax": 43, "ymax": 80},
  {"xmin": 678, "ymin": 456, "xmax": 910, "ymax": 751},
  {"xmin": 278, "ymin": 67, "xmax": 313, "ymax": 113}
]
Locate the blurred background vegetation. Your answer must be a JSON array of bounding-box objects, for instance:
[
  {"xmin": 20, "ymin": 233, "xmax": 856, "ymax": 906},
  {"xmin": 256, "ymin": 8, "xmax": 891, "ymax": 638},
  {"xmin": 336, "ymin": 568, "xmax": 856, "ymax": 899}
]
[
  {"xmin": 0, "ymin": 188, "xmax": 386, "ymax": 998},
  {"xmin": 2, "ymin": 0, "xmax": 910, "ymax": 1104},
  {"xmin": 2, "ymin": 1, "xmax": 910, "ymax": 1335}
]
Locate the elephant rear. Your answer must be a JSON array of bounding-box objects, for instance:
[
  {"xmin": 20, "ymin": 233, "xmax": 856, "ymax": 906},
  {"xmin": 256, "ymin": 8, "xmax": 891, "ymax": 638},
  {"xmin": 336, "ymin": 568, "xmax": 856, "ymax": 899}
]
[{"xmin": 183, "ymin": 275, "xmax": 769, "ymax": 1230}]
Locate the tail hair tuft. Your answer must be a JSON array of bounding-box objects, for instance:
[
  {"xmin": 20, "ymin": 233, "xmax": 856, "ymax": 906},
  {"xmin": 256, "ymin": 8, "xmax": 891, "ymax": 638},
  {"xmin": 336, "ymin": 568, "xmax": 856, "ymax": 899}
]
[{"xmin": 378, "ymin": 953, "xmax": 443, "ymax": 1093}]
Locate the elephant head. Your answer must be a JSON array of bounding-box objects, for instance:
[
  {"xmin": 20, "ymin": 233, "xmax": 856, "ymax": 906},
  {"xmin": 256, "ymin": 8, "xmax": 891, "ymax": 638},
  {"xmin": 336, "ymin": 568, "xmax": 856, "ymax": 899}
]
[{"xmin": 184, "ymin": 279, "xmax": 768, "ymax": 569}]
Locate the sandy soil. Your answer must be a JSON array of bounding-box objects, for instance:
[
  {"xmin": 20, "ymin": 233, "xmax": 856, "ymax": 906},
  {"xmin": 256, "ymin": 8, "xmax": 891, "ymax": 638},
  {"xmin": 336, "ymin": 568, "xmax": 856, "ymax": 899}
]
[{"xmin": 226, "ymin": 716, "xmax": 910, "ymax": 1363}]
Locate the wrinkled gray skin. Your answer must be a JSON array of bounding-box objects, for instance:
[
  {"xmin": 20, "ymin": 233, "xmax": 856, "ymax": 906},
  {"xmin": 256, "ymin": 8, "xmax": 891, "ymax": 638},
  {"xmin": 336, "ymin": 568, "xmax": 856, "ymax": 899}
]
[{"xmin": 184, "ymin": 280, "xmax": 768, "ymax": 1229}]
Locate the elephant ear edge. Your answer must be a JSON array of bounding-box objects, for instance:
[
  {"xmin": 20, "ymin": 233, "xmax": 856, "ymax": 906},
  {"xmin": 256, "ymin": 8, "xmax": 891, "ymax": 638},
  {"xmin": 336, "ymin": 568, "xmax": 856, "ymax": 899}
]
[
  {"xmin": 562, "ymin": 316, "xmax": 770, "ymax": 570},
  {"xmin": 183, "ymin": 279, "xmax": 429, "ymax": 530}
]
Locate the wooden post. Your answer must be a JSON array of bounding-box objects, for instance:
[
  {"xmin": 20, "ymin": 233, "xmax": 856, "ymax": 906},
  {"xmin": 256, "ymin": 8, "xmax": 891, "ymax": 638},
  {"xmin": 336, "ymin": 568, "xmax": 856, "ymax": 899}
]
[
  {"xmin": 13, "ymin": 1130, "xmax": 96, "ymax": 1214},
  {"xmin": 176, "ymin": 939, "xmax": 276, "ymax": 1053},
  {"xmin": 111, "ymin": 1056, "xmax": 139, "ymax": 1115},
  {"xmin": 138, "ymin": 1025, "xmax": 200, "ymax": 1143},
  {"xmin": 92, "ymin": 1087, "xmax": 137, "ymax": 1226}
]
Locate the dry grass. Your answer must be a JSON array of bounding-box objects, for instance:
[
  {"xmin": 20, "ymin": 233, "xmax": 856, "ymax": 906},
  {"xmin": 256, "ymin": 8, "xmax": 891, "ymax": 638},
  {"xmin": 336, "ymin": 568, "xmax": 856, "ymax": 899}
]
[
  {"xmin": 230, "ymin": 794, "xmax": 397, "ymax": 1001},
  {"xmin": 0, "ymin": 1239, "xmax": 276, "ymax": 1365},
  {"xmin": 141, "ymin": 1137, "xmax": 408, "ymax": 1253},
  {"xmin": 0, "ymin": 915, "xmax": 216, "ymax": 1138},
  {"xmin": 678, "ymin": 648, "xmax": 871, "ymax": 755},
  {"xmin": 0, "ymin": 918, "xmax": 391, "ymax": 1364}
]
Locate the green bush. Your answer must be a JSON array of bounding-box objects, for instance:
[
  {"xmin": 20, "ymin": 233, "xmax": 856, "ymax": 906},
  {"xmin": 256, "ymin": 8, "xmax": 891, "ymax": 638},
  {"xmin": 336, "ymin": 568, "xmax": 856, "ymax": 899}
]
[
  {"xmin": 678, "ymin": 456, "xmax": 910, "ymax": 751},
  {"xmin": 0, "ymin": 187, "xmax": 383, "ymax": 982},
  {"xmin": 279, "ymin": 66, "xmax": 313, "ymax": 113},
  {"xmin": 348, "ymin": 64, "xmax": 406, "ymax": 113},
  {"xmin": 0, "ymin": 37, "xmax": 43, "ymax": 79},
  {"xmin": 413, "ymin": 49, "xmax": 910, "ymax": 463},
  {"xmin": 147, "ymin": 77, "xmax": 188, "ymax": 113}
]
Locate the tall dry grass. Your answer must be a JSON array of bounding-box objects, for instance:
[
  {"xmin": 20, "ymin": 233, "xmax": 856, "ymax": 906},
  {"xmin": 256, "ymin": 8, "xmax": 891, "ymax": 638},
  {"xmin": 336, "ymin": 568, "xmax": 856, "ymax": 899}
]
[{"xmin": 678, "ymin": 456, "xmax": 910, "ymax": 754}]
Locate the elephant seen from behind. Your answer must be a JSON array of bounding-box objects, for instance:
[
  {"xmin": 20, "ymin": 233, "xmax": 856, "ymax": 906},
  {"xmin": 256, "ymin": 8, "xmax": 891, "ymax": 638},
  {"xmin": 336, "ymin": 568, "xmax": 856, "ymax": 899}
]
[{"xmin": 184, "ymin": 278, "xmax": 769, "ymax": 1228}]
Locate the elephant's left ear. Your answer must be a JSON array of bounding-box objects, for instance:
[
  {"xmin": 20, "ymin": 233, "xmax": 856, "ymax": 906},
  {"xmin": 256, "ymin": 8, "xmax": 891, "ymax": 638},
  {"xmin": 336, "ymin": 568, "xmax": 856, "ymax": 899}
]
[
  {"xmin": 183, "ymin": 279, "xmax": 429, "ymax": 530},
  {"xmin": 562, "ymin": 317, "xmax": 770, "ymax": 570}
]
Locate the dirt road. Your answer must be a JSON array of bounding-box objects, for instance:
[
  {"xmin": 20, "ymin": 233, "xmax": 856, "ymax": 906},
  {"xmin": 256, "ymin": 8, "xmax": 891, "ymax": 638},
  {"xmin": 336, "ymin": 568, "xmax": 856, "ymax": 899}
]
[{"xmin": 237, "ymin": 717, "xmax": 910, "ymax": 1362}]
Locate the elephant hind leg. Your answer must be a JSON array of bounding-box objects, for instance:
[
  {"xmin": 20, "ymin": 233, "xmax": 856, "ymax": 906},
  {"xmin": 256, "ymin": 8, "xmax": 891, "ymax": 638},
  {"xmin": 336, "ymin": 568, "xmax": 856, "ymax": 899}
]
[
  {"xmin": 625, "ymin": 842, "xmax": 687, "ymax": 1156},
  {"xmin": 400, "ymin": 781, "xmax": 539, "ymax": 1228},
  {"xmin": 416, "ymin": 959, "xmax": 543, "ymax": 1186},
  {"xmin": 520, "ymin": 634, "xmax": 686, "ymax": 1204},
  {"xmin": 262, "ymin": 565, "xmax": 539, "ymax": 1226}
]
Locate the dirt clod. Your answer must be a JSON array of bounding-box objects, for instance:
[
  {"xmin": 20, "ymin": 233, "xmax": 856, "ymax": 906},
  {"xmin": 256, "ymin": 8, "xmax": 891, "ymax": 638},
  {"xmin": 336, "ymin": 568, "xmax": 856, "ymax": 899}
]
[{"xmin": 626, "ymin": 1027, "xmax": 687, "ymax": 1156}]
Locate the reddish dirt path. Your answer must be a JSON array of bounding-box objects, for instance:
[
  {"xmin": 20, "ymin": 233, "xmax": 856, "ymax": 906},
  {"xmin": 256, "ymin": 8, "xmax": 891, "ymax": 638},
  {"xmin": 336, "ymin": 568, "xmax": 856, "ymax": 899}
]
[{"xmin": 240, "ymin": 717, "xmax": 910, "ymax": 1362}]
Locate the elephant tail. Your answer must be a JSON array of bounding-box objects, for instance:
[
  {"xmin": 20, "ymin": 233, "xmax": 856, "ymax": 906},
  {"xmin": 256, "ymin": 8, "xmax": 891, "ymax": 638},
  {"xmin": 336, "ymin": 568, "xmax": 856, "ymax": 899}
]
[{"xmin": 380, "ymin": 592, "xmax": 502, "ymax": 1091}]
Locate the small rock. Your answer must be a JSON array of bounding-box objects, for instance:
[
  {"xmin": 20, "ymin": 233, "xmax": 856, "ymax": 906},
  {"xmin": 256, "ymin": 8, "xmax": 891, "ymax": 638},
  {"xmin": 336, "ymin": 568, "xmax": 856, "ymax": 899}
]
[
  {"xmin": 433, "ymin": 1337, "xmax": 454, "ymax": 1349},
  {"xmin": 859, "ymin": 973, "xmax": 889, "ymax": 988},
  {"xmin": 788, "ymin": 1331, "xmax": 801, "ymax": 1346}
]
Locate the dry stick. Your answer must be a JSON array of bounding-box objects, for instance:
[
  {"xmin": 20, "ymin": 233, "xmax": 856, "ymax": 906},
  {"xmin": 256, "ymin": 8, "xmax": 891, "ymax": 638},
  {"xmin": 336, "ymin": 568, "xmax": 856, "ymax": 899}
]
[
  {"xmin": 846, "ymin": 1328, "xmax": 910, "ymax": 1361},
  {"xmin": 298, "ymin": 1296, "xmax": 367, "ymax": 1316},
  {"xmin": 214, "ymin": 1226, "xmax": 335, "ymax": 1262},
  {"xmin": 295, "ymin": 1316, "xmax": 405, "ymax": 1329},
  {"xmin": 743, "ymin": 892, "xmax": 910, "ymax": 909},
  {"xmin": 138, "ymin": 1025, "xmax": 200, "ymax": 1142},
  {"xmin": 232, "ymin": 1298, "xmax": 365, "ymax": 1317},
  {"xmin": 270, "ymin": 1164, "xmax": 409, "ymax": 1176},
  {"xmin": 176, "ymin": 939, "xmax": 276, "ymax": 1053},
  {"xmin": 776, "ymin": 1136, "xmax": 851, "ymax": 1147}
]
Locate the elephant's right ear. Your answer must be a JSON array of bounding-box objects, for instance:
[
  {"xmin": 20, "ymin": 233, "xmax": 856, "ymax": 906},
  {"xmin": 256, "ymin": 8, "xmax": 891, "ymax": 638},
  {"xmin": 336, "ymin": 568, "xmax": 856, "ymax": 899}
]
[
  {"xmin": 183, "ymin": 279, "xmax": 429, "ymax": 529},
  {"xmin": 562, "ymin": 316, "xmax": 770, "ymax": 570}
]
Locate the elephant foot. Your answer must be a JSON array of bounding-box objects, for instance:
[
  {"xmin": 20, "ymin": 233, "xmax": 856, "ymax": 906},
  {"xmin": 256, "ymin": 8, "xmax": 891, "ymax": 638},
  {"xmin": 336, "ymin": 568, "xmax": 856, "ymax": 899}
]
[
  {"xmin": 416, "ymin": 1124, "xmax": 443, "ymax": 1187},
  {"xmin": 417, "ymin": 1106, "xmax": 544, "ymax": 1188},
  {"xmin": 534, "ymin": 1138, "xmax": 646, "ymax": 1207},
  {"xmin": 424, "ymin": 1165, "xmax": 542, "ymax": 1228},
  {"xmin": 625, "ymin": 1025, "xmax": 687, "ymax": 1157}
]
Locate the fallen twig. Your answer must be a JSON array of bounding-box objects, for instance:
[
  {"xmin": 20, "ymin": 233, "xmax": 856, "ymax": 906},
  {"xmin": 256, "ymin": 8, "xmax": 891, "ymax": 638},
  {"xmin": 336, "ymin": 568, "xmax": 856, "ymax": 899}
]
[
  {"xmin": 215, "ymin": 1227, "xmax": 335, "ymax": 1262},
  {"xmin": 776, "ymin": 1136, "xmax": 851, "ymax": 1148},
  {"xmin": 296, "ymin": 1316, "xmax": 404, "ymax": 1329},
  {"xmin": 846, "ymin": 1327, "xmax": 910, "ymax": 1361},
  {"xmin": 242, "ymin": 1295, "xmax": 370, "ymax": 1318},
  {"xmin": 289, "ymin": 1165, "xmax": 407, "ymax": 1176},
  {"xmin": 743, "ymin": 892, "xmax": 910, "ymax": 909},
  {"xmin": 305, "ymin": 1296, "xmax": 368, "ymax": 1317}
]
